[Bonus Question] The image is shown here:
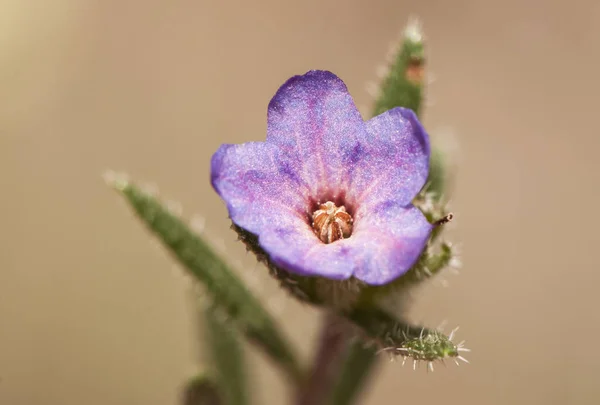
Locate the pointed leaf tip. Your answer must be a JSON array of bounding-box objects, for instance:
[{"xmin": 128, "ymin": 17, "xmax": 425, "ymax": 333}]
[
  {"xmin": 404, "ymin": 17, "xmax": 424, "ymax": 44},
  {"xmin": 103, "ymin": 169, "xmax": 129, "ymax": 191}
]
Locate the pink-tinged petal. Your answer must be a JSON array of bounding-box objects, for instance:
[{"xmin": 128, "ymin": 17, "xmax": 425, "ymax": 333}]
[
  {"xmin": 211, "ymin": 142, "xmax": 311, "ymax": 235},
  {"xmin": 258, "ymin": 218, "xmax": 356, "ymax": 280},
  {"xmin": 267, "ymin": 70, "xmax": 368, "ymax": 200},
  {"xmin": 350, "ymin": 202, "xmax": 432, "ymax": 285},
  {"xmin": 346, "ymin": 107, "xmax": 430, "ymax": 211},
  {"xmin": 257, "ymin": 201, "xmax": 431, "ymax": 284}
]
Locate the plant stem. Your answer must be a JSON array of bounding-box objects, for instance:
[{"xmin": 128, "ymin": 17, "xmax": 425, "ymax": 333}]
[{"xmin": 295, "ymin": 312, "xmax": 354, "ymax": 405}]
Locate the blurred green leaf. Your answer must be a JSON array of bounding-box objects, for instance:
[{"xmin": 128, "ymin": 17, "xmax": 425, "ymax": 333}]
[
  {"xmin": 204, "ymin": 305, "xmax": 247, "ymax": 405},
  {"xmin": 108, "ymin": 175, "xmax": 302, "ymax": 383},
  {"xmin": 327, "ymin": 342, "xmax": 378, "ymax": 405},
  {"xmin": 181, "ymin": 375, "xmax": 222, "ymax": 405},
  {"xmin": 295, "ymin": 313, "xmax": 356, "ymax": 405},
  {"xmin": 427, "ymin": 147, "xmax": 446, "ymax": 202}
]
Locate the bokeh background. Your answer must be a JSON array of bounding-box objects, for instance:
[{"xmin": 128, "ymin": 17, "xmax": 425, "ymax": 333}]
[{"xmin": 2, "ymin": 0, "xmax": 599, "ymax": 404}]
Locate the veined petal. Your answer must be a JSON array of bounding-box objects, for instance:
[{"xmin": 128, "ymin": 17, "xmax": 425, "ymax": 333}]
[
  {"xmin": 267, "ymin": 70, "xmax": 367, "ymax": 199},
  {"xmin": 211, "ymin": 142, "xmax": 310, "ymax": 235},
  {"xmin": 347, "ymin": 107, "xmax": 430, "ymax": 211},
  {"xmin": 258, "ymin": 217, "xmax": 356, "ymax": 280},
  {"xmin": 350, "ymin": 202, "xmax": 432, "ymax": 285}
]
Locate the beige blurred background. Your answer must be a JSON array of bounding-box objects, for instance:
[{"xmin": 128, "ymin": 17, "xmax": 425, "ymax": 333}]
[{"xmin": 2, "ymin": 0, "xmax": 599, "ymax": 404}]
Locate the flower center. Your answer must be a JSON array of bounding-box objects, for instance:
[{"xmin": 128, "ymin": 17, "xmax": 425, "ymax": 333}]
[{"xmin": 311, "ymin": 201, "xmax": 353, "ymax": 244}]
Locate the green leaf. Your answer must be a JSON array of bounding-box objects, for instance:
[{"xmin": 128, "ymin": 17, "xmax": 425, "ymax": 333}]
[
  {"xmin": 181, "ymin": 375, "xmax": 222, "ymax": 405},
  {"xmin": 327, "ymin": 343, "xmax": 379, "ymax": 405},
  {"xmin": 204, "ymin": 305, "xmax": 247, "ymax": 405},
  {"xmin": 372, "ymin": 19, "xmax": 425, "ymax": 117},
  {"xmin": 107, "ymin": 174, "xmax": 302, "ymax": 383}
]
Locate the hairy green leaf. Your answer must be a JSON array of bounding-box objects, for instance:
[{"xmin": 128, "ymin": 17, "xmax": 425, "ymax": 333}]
[
  {"xmin": 108, "ymin": 175, "xmax": 302, "ymax": 383},
  {"xmin": 372, "ymin": 20, "xmax": 425, "ymax": 117}
]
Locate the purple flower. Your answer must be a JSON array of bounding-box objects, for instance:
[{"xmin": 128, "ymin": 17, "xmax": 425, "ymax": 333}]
[{"xmin": 211, "ymin": 70, "xmax": 432, "ymax": 285}]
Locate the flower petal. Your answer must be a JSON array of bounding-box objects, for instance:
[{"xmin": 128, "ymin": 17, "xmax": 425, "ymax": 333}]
[
  {"xmin": 211, "ymin": 142, "xmax": 311, "ymax": 235},
  {"xmin": 266, "ymin": 70, "xmax": 367, "ymax": 199},
  {"xmin": 258, "ymin": 217, "xmax": 356, "ymax": 280},
  {"xmin": 350, "ymin": 201, "xmax": 432, "ymax": 285},
  {"xmin": 256, "ymin": 201, "xmax": 432, "ymax": 285},
  {"xmin": 347, "ymin": 107, "xmax": 430, "ymax": 210}
]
